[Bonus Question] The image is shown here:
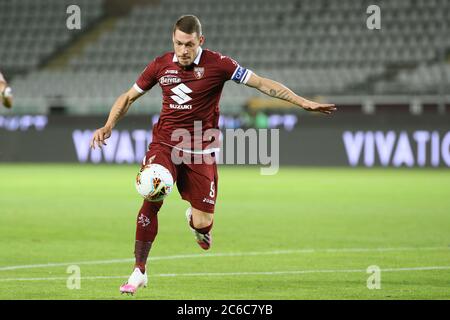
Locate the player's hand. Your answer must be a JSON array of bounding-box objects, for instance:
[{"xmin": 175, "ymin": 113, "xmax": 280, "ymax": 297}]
[
  {"xmin": 302, "ymin": 101, "xmax": 337, "ymax": 115},
  {"xmin": 90, "ymin": 126, "xmax": 112, "ymax": 149}
]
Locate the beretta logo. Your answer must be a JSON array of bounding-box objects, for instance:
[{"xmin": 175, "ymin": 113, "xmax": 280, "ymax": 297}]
[{"xmin": 159, "ymin": 75, "xmax": 181, "ymax": 85}]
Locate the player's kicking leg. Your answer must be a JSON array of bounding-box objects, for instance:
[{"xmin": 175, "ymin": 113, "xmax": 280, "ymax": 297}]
[{"xmin": 186, "ymin": 207, "xmax": 214, "ymax": 250}]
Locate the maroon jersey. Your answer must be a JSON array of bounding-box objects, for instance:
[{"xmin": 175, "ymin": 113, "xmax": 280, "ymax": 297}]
[{"xmin": 134, "ymin": 47, "xmax": 252, "ymax": 151}]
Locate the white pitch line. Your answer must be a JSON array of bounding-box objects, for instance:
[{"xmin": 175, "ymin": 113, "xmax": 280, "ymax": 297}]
[
  {"xmin": 1, "ymin": 266, "xmax": 450, "ymax": 282},
  {"xmin": 0, "ymin": 258, "xmax": 135, "ymax": 272},
  {"xmin": 0, "ymin": 246, "xmax": 447, "ymax": 272}
]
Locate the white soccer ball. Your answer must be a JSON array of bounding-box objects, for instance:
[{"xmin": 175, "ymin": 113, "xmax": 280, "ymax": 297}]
[{"xmin": 135, "ymin": 164, "xmax": 174, "ymax": 202}]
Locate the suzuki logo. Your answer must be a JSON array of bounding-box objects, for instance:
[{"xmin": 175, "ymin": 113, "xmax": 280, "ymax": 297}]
[{"xmin": 170, "ymin": 83, "xmax": 193, "ymax": 105}]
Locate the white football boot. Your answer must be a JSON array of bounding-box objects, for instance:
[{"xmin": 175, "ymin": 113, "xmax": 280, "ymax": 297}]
[
  {"xmin": 119, "ymin": 268, "xmax": 148, "ymax": 295},
  {"xmin": 186, "ymin": 207, "xmax": 212, "ymax": 250}
]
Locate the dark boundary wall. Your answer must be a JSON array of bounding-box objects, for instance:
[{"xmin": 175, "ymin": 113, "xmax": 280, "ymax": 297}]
[{"xmin": 0, "ymin": 114, "xmax": 449, "ymax": 167}]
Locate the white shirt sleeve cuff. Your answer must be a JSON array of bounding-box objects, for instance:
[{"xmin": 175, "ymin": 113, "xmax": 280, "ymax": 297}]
[{"xmin": 133, "ymin": 83, "xmax": 146, "ymax": 94}]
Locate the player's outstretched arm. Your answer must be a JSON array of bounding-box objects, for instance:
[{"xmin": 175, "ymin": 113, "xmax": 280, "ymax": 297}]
[
  {"xmin": 245, "ymin": 73, "xmax": 336, "ymax": 114},
  {"xmin": 90, "ymin": 86, "xmax": 143, "ymax": 149},
  {"xmin": 0, "ymin": 81, "xmax": 13, "ymax": 109}
]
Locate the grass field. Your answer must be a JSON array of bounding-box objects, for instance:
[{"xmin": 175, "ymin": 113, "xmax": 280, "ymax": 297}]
[{"xmin": 0, "ymin": 164, "xmax": 449, "ymax": 300}]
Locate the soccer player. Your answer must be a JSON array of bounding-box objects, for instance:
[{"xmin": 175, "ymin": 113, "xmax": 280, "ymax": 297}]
[
  {"xmin": 0, "ymin": 71, "xmax": 13, "ymax": 109},
  {"xmin": 90, "ymin": 15, "xmax": 336, "ymax": 295}
]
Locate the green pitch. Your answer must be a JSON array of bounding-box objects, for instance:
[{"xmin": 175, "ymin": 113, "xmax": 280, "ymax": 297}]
[{"xmin": 0, "ymin": 164, "xmax": 449, "ymax": 300}]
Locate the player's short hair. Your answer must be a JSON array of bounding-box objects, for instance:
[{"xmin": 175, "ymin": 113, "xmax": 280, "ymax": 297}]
[{"xmin": 173, "ymin": 15, "xmax": 202, "ymax": 37}]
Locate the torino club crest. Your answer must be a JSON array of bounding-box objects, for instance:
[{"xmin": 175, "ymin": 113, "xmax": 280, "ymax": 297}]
[{"xmin": 194, "ymin": 67, "xmax": 204, "ymax": 79}]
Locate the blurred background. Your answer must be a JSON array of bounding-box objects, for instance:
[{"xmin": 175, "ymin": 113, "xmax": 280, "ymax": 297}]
[{"xmin": 0, "ymin": 0, "xmax": 449, "ymax": 166}]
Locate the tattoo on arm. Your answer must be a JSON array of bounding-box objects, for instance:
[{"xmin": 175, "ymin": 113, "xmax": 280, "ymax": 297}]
[
  {"xmin": 255, "ymin": 77, "xmax": 299, "ymax": 104},
  {"xmin": 267, "ymin": 88, "xmax": 296, "ymax": 103},
  {"xmin": 108, "ymin": 95, "xmax": 131, "ymax": 126},
  {"xmin": 112, "ymin": 108, "xmax": 124, "ymax": 123}
]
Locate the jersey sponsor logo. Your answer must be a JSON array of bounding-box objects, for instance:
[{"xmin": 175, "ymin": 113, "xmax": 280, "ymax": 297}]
[
  {"xmin": 159, "ymin": 75, "xmax": 181, "ymax": 86},
  {"xmin": 169, "ymin": 104, "xmax": 192, "ymax": 110},
  {"xmin": 165, "ymin": 69, "xmax": 179, "ymax": 74},
  {"xmin": 170, "ymin": 83, "xmax": 193, "ymax": 105},
  {"xmin": 193, "ymin": 67, "xmax": 205, "ymax": 79}
]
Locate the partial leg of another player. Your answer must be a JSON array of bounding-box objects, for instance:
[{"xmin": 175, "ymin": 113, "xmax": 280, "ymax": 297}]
[{"xmin": 186, "ymin": 207, "xmax": 214, "ymax": 250}]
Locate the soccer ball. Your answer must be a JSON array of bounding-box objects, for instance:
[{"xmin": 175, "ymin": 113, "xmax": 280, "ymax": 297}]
[{"xmin": 135, "ymin": 164, "xmax": 174, "ymax": 202}]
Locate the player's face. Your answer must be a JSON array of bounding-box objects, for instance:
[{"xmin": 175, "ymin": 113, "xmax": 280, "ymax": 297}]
[{"xmin": 173, "ymin": 29, "xmax": 204, "ymax": 66}]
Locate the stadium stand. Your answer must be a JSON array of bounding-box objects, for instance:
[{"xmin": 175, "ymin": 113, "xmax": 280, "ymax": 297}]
[
  {"xmin": 0, "ymin": 0, "xmax": 104, "ymax": 73},
  {"xmin": 2, "ymin": 0, "xmax": 449, "ymax": 115}
]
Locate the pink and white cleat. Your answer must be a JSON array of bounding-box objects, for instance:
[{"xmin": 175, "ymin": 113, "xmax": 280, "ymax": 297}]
[
  {"xmin": 119, "ymin": 268, "xmax": 148, "ymax": 295},
  {"xmin": 185, "ymin": 207, "xmax": 212, "ymax": 250}
]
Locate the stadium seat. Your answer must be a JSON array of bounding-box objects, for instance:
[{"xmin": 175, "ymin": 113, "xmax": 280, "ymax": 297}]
[{"xmin": 4, "ymin": 0, "xmax": 449, "ymax": 115}]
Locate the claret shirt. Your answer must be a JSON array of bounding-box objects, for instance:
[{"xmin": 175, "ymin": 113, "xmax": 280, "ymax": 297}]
[{"xmin": 134, "ymin": 47, "xmax": 252, "ymax": 151}]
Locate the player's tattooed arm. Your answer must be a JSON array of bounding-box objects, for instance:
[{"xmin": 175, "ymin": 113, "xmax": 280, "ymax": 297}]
[
  {"xmin": 90, "ymin": 86, "xmax": 143, "ymax": 149},
  {"xmin": 105, "ymin": 87, "xmax": 143, "ymax": 129},
  {"xmin": 245, "ymin": 73, "xmax": 336, "ymax": 114}
]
